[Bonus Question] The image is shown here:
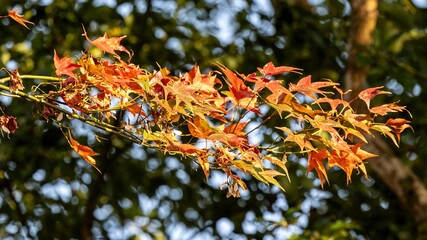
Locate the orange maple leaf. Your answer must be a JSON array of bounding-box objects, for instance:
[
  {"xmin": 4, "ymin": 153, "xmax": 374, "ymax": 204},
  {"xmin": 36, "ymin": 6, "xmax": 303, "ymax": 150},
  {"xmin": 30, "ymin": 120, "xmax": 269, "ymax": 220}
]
[
  {"xmin": 54, "ymin": 50, "xmax": 81, "ymax": 79},
  {"xmin": 0, "ymin": 115, "xmax": 19, "ymax": 136},
  {"xmin": 216, "ymin": 64, "xmax": 261, "ymax": 113},
  {"xmin": 317, "ymin": 98, "xmax": 349, "ymax": 111},
  {"xmin": 184, "ymin": 64, "xmax": 221, "ymax": 94},
  {"xmin": 166, "ymin": 143, "xmax": 201, "ymax": 155},
  {"xmin": 289, "ymin": 75, "xmax": 337, "ymax": 100},
  {"xmin": 328, "ymin": 142, "xmax": 376, "ymax": 183},
  {"xmin": 258, "ymin": 62, "xmax": 302, "ymax": 76},
  {"xmin": 4, "ymin": 68, "xmax": 24, "ymax": 93},
  {"xmin": 82, "ymin": 25, "xmax": 131, "ymax": 59},
  {"xmin": 386, "ymin": 118, "xmax": 413, "ymax": 142},
  {"xmin": 223, "ymin": 121, "xmax": 249, "ymax": 137},
  {"xmin": 196, "ymin": 152, "xmax": 210, "ymax": 180},
  {"xmin": 188, "ymin": 116, "xmax": 217, "ymax": 139},
  {"xmin": 358, "ymin": 87, "xmax": 390, "ymax": 109},
  {"xmin": 307, "ymin": 148, "xmax": 329, "ymax": 187},
  {"xmin": 7, "ymin": 10, "xmax": 34, "ymax": 29},
  {"xmin": 369, "ymin": 102, "xmax": 410, "ymax": 116},
  {"xmin": 63, "ymin": 129, "xmax": 101, "ymax": 173}
]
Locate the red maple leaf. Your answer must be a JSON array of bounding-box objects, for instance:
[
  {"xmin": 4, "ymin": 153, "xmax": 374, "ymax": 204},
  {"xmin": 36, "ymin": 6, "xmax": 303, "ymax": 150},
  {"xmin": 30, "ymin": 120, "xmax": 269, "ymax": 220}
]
[
  {"xmin": 289, "ymin": 75, "xmax": 337, "ymax": 100},
  {"xmin": 0, "ymin": 115, "xmax": 18, "ymax": 137},
  {"xmin": 188, "ymin": 116, "xmax": 217, "ymax": 139},
  {"xmin": 317, "ymin": 98, "xmax": 349, "ymax": 111},
  {"xmin": 223, "ymin": 121, "xmax": 249, "ymax": 137},
  {"xmin": 307, "ymin": 148, "xmax": 329, "ymax": 187},
  {"xmin": 217, "ymin": 64, "xmax": 247, "ymax": 94},
  {"xmin": 54, "ymin": 50, "xmax": 81, "ymax": 79},
  {"xmin": 82, "ymin": 25, "xmax": 131, "ymax": 59},
  {"xmin": 386, "ymin": 118, "xmax": 413, "ymax": 142},
  {"xmin": 63, "ymin": 129, "xmax": 101, "ymax": 173},
  {"xmin": 358, "ymin": 87, "xmax": 390, "ymax": 108},
  {"xmin": 369, "ymin": 102, "xmax": 410, "ymax": 116},
  {"xmin": 5, "ymin": 69, "xmax": 24, "ymax": 93},
  {"xmin": 258, "ymin": 62, "xmax": 302, "ymax": 76},
  {"xmin": 8, "ymin": 10, "xmax": 34, "ymax": 29}
]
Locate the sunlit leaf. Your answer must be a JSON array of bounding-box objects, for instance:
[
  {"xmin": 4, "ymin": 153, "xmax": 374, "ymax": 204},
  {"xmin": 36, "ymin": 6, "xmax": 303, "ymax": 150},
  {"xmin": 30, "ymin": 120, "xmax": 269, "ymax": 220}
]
[
  {"xmin": 264, "ymin": 155, "xmax": 290, "ymax": 182},
  {"xmin": 358, "ymin": 87, "xmax": 390, "ymax": 108},
  {"xmin": 369, "ymin": 102, "xmax": 411, "ymax": 117},
  {"xmin": 82, "ymin": 25, "xmax": 131, "ymax": 59},
  {"xmin": 0, "ymin": 115, "xmax": 18, "ymax": 137},
  {"xmin": 6, "ymin": 69, "xmax": 24, "ymax": 93},
  {"xmin": 289, "ymin": 75, "xmax": 338, "ymax": 100},
  {"xmin": 8, "ymin": 9, "xmax": 34, "ymax": 29},
  {"xmin": 371, "ymin": 124, "xmax": 399, "ymax": 146},
  {"xmin": 63, "ymin": 129, "xmax": 101, "ymax": 173},
  {"xmin": 386, "ymin": 118, "xmax": 413, "ymax": 142},
  {"xmin": 54, "ymin": 50, "xmax": 81, "ymax": 79},
  {"xmin": 307, "ymin": 148, "xmax": 329, "ymax": 187},
  {"xmin": 258, "ymin": 62, "xmax": 302, "ymax": 76}
]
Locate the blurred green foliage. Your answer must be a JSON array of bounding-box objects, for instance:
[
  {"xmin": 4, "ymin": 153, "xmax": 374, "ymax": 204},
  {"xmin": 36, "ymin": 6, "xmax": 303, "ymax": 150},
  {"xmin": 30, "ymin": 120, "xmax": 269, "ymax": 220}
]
[{"xmin": 0, "ymin": 0, "xmax": 426, "ymax": 239}]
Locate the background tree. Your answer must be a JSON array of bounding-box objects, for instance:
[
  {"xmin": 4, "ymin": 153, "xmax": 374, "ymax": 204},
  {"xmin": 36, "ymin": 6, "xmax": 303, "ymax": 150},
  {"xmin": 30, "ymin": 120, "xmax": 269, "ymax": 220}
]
[{"xmin": 0, "ymin": 0, "xmax": 426, "ymax": 239}]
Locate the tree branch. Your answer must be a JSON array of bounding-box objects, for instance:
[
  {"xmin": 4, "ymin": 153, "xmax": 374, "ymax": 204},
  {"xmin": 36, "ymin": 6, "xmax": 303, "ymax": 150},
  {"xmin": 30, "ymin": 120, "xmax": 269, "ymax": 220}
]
[{"xmin": 344, "ymin": 1, "xmax": 427, "ymax": 238}]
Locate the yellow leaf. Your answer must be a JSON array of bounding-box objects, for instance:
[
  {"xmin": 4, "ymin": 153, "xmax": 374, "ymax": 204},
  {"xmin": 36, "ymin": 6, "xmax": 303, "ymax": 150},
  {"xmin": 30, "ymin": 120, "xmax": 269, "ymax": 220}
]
[
  {"xmin": 259, "ymin": 170, "xmax": 286, "ymax": 192},
  {"xmin": 264, "ymin": 155, "xmax": 290, "ymax": 182}
]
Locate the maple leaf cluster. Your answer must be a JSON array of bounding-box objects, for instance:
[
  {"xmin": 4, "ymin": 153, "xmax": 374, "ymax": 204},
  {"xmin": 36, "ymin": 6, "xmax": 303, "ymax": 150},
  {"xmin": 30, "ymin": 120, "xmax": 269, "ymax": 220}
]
[{"xmin": 0, "ymin": 14, "xmax": 412, "ymax": 197}]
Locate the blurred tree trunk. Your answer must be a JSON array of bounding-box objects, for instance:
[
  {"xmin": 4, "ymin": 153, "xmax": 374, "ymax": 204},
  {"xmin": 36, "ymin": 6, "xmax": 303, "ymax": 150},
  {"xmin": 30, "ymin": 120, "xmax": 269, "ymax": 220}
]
[{"xmin": 344, "ymin": 1, "xmax": 427, "ymax": 239}]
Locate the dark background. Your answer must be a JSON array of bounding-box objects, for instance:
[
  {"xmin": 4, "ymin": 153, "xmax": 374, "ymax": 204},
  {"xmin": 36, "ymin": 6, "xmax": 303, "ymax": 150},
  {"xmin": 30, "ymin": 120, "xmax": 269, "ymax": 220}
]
[{"xmin": 0, "ymin": 0, "xmax": 426, "ymax": 239}]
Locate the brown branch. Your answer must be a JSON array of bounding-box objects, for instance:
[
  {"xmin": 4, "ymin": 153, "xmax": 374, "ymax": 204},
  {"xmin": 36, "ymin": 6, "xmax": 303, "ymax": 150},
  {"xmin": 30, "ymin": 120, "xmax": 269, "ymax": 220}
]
[
  {"xmin": 344, "ymin": 1, "xmax": 427, "ymax": 238},
  {"xmin": 364, "ymin": 135, "xmax": 427, "ymax": 230},
  {"xmin": 344, "ymin": 0, "xmax": 378, "ymax": 100}
]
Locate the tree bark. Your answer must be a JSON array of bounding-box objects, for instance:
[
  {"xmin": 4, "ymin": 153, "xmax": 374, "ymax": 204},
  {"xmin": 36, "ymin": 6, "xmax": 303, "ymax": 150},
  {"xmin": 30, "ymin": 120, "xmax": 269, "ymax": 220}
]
[{"xmin": 345, "ymin": 1, "xmax": 427, "ymax": 239}]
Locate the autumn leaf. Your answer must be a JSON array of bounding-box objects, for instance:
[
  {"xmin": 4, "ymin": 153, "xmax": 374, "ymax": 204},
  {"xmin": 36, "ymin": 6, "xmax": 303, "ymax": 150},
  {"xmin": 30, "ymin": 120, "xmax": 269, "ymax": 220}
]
[
  {"xmin": 369, "ymin": 102, "xmax": 410, "ymax": 116},
  {"xmin": 265, "ymin": 80, "xmax": 293, "ymax": 97},
  {"xmin": 386, "ymin": 118, "xmax": 413, "ymax": 142},
  {"xmin": 317, "ymin": 98, "xmax": 349, "ymax": 111},
  {"xmin": 82, "ymin": 25, "xmax": 131, "ymax": 59},
  {"xmin": 289, "ymin": 75, "xmax": 338, "ymax": 100},
  {"xmin": 307, "ymin": 148, "xmax": 329, "ymax": 187},
  {"xmin": 351, "ymin": 142, "xmax": 378, "ymax": 162},
  {"xmin": 188, "ymin": 116, "xmax": 217, "ymax": 139},
  {"xmin": 216, "ymin": 64, "xmax": 260, "ymax": 112},
  {"xmin": 184, "ymin": 64, "xmax": 222, "ymax": 94},
  {"xmin": 124, "ymin": 104, "xmax": 144, "ymax": 116},
  {"xmin": 0, "ymin": 115, "xmax": 18, "ymax": 137},
  {"xmin": 220, "ymin": 174, "xmax": 247, "ymax": 198},
  {"xmin": 208, "ymin": 133, "xmax": 249, "ymax": 149},
  {"xmin": 8, "ymin": 10, "xmax": 34, "ymax": 29},
  {"xmin": 264, "ymin": 155, "xmax": 290, "ymax": 182},
  {"xmin": 54, "ymin": 50, "xmax": 81, "ymax": 79},
  {"xmin": 258, "ymin": 169, "xmax": 286, "ymax": 192},
  {"xmin": 196, "ymin": 152, "xmax": 210, "ymax": 180},
  {"xmin": 349, "ymin": 142, "xmax": 377, "ymax": 179},
  {"xmin": 358, "ymin": 87, "xmax": 391, "ymax": 109},
  {"xmin": 371, "ymin": 124, "xmax": 399, "ymax": 146},
  {"xmin": 223, "ymin": 121, "xmax": 249, "ymax": 137},
  {"xmin": 62, "ymin": 129, "xmax": 101, "ymax": 173},
  {"xmin": 277, "ymin": 126, "xmax": 307, "ymax": 151},
  {"xmin": 326, "ymin": 141, "xmax": 376, "ymax": 183},
  {"xmin": 217, "ymin": 63, "xmax": 246, "ymax": 92},
  {"xmin": 6, "ymin": 69, "xmax": 24, "ymax": 93},
  {"xmin": 345, "ymin": 128, "xmax": 368, "ymax": 143},
  {"xmin": 343, "ymin": 109, "xmax": 372, "ymax": 134},
  {"xmin": 166, "ymin": 143, "xmax": 201, "ymax": 155},
  {"xmin": 258, "ymin": 62, "xmax": 302, "ymax": 76}
]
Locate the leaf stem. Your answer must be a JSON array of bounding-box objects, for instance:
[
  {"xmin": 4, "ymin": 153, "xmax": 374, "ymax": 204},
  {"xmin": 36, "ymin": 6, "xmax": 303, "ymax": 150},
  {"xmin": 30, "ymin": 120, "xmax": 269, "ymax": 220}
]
[
  {"xmin": 0, "ymin": 74, "xmax": 62, "ymax": 83},
  {"xmin": 0, "ymin": 84, "xmax": 141, "ymax": 144}
]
